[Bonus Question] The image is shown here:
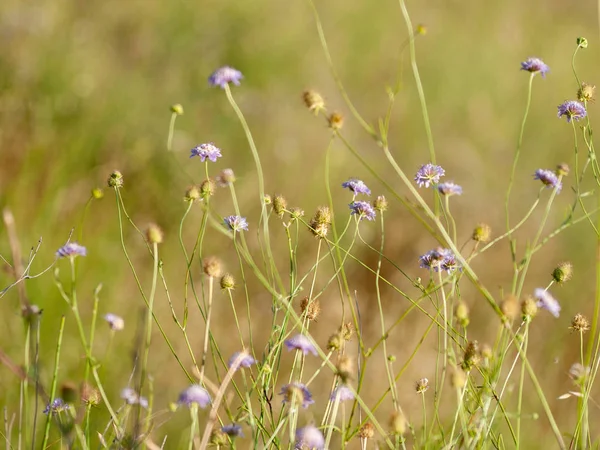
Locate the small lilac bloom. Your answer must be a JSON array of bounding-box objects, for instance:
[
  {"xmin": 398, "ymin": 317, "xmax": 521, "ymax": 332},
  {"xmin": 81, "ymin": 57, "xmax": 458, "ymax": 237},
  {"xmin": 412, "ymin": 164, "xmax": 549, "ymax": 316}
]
[
  {"xmin": 284, "ymin": 334, "xmax": 317, "ymax": 356},
  {"xmin": 120, "ymin": 388, "xmax": 148, "ymax": 408},
  {"xmin": 228, "ymin": 352, "xmax": 256, "ymax": 369},
  {"xmin": 534, "ymin": 169, "xmax": 562, "ymax": 193},
  {"xmin": 330, "ymin": 385, "xmax": 354, "ymax": 402},
  {"xmin": 222, "ymin": 423, "xmax": 244, "ymax": 438},
  {"xmin": 224, "ymin": 215, "xmax": 249, "ymax": 232},
  {"xmin": 104, "ymin": 313, "xmax": 124, "ymax": 331},
  {"xmin": 520, "ymin": 57, "xmax": 550, "ymax": 77},
  {"xmin": 209, "ymin": 66, "xmax": 243, "ymax": 88},
  {"xmin": 349, "ymin": 201, "xmax": 376, "ymax": 221},
  {"xmin": 557, "ymin": 100, "xmax": 587, "ymax": 122},
  {"xmin": 43, "ymin": 398, "xmax": 67, "ymax": 415},
  {"xmin": 419, "ymin": 248, "xmax": 460, "ymax": 274},
  {"xmin": 534, "ymin": 288, "xmax": 561, "ymax": 318},
  {"xmin": 342, "ymin": 178, "xmax": 371, "ymax": 196},
  {"xmin": 437, "ymin": 182, "xmax": 463, "ymax": 196},
  {"xmin": 190, "ymin": 143, "xmax": 222, "ymax": 162},
  {"xmin": 280, "ymin": 382, "xmax": 314, "ymax": 409},
  {"xmin": 415, "ymin": 163, "xmax": 445, "ymax": 188},
  {"xmin": 56, "ymin": 242, "xmax": 87, "ymax": 258},
  {"xmin": 178, "ymin": 385, "xmax": 211, "ymax": 408},
  {"xmin": 295, "ymin": 425, "xmax": 325, "ymax": 450}
]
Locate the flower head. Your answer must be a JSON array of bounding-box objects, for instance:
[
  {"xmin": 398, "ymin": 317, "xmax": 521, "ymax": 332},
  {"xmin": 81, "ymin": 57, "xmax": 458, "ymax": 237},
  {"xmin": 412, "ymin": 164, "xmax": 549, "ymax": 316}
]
[
  {"xmin": 520, "ymin": 57, "xmax": 550, "ymax": 77},
  {"xmin": 342, "ymin": 178, "xmax": 371, "ymax": 196},
  {"xmin": 121, "ymin": 388, "xmax": 148, "ymax": 408},
  {"xmin": 330, "ymin": 385, "xmax": 354, "ymax": 402},
  {"xmin": 349, "ymin": 201, "xmax": 376, "ymax": 221},
  {"xmin": 437, "ymin": 182, "xmax": 463, "ymax": 196},
  {"xmin": 557, "ymin": 100, "xmax": 587, "ymax": 122},
  {"xmin": 216, "ymin": 168, "xmax": 236, "ymax": 186},
  {"xmin": 224, "ymin": 215, "xmax": 248, "ymax": 232},
  {"xmin": 534, "ymin": 288, "xmax": 561, "ymax": 318},
  {"xmin": 415, "ymin": 378, "xmax": 429, "ymax": 394},
  {"xmin": 190, "ymin": 143, "xmax": 222, "ymax": 162},
  {"xmin": 419, "ymin": 248, "xmax": 460, "ymax": 273},
  {"xmin": 208, "ymin": 66, "xmax": 243, "ymax": 89},
  {"xmin": 56, "ymin": 242, "xmax": 87, "ymax": 258},
  {"xmin": 104, "ymin": 313, "xmax": 124, "ymax": 331},
  {"xmin": 222, "ymin": 424, "xmax": 244, "ymax": 438},
  {"xmin": 284, "ymin": 334, "xmax": 317, "ymax": 356},
  {"xmin": 280, "ymin": 382, "xmax": 314, "ymax": 408},
  {"xmin": 295, "ymin": 425, "xmax": 325, "ymax": 450},
  {"xmin": 228, "ymin": 352, "xmax": 256, "ymax": 369},
  {"xmin": 178, "ymin": 385, "xmax": 211, "ymax": 408},
  {"xmin": 534, "ymin": 169, "xmax": 562, "ymax": 193},
  {"xmin": 415, "ymin": 163, "xmax": 445, "ymax": 188},
  {"xmin": 43, "ymin": 398, "xmax": 67, "ymax": 415}
]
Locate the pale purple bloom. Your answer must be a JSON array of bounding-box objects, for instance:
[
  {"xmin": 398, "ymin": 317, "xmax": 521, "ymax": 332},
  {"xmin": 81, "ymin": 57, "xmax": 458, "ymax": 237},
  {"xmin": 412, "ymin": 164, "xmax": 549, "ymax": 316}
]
[
  {"xmin": 209, "ymin": 66, "xmax": 243, "ymax": 88},
  {"xmin": 190, "ymin": 143, "xmax": 222, "ymax": 162},
  {"xmin": 120, "ymin": 388, "xmax": 148, "ymax": 408},
  {"xmin": 280, "ymin": 382, "xmax": 314, "ymax": 408},
  {"xmin": 178, "ymin": 385, "xmax": 211, "ymax": 408},
  {"xmin": 56, "ymin": 242, "xmax": 87, "ymax": 258},
  {"xmin": 104, "ymin": 313, "xmax": 124, "ymax": 331},
  {"xmin": 415, "ymin": 163, "xmax": 445, "ymax": 188},
  {"xmin": 330, "ymin": 385, "xmax": 354, "ymax": 402},
  {"xmin": 295, "ymin": 425, "xmax": 325, "ymax": 450},
  {"xmin": 224, "ymin": 215, "xmax": 248, "ymax": 232},
  {"xmin": 558, "ymin": 100, "xmax": 587, "ymax": 122},
  {"xmin": 534, "ymin": 169, "xmax": 562, "ymax": 193},
  {"xmin": 228, "ymin": 352, "xmax": 256, "ymax": 369},
  {"xmin": 43, "ymin": 398, "xmax": 67, "ymax": 415},
  {"xmin": 349, "ymin": 201, "xmax": 376, "ymax": 221},
  {"xmin": 342, "ymin": 178, "xmax": 371, "ymax": 196},
  {"xmin": 437, "ymin": 182, "xmax": 462, "ymax": 196},
  {"xmin": 284, "ymin": 334, "xmax": 317, "ymax": 356},
  {"xmin": 520, "ymin": 57, "xmax": 550, "ymax": 77},
  {"xmin": 216, "ymin": 168, "xmax": 236, "ymax": 186},
  {"xmin": 419, "ymin": 248, "xmax": 460, "ymax": 273},
  {"xmin": 222, "ymin": 423, "xmax": 244, "ymax": 438},
  {"xmin": 534, "ymin": 288, "xmax": 561, "ymax": 318}
]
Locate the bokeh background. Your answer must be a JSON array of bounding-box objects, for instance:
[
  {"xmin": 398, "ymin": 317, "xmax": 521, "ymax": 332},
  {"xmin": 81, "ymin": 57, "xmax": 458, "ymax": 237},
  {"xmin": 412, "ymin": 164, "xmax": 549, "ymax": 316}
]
[{"xmin": 1, "ymin": 0, "xmax": 599, "ymax": 447}]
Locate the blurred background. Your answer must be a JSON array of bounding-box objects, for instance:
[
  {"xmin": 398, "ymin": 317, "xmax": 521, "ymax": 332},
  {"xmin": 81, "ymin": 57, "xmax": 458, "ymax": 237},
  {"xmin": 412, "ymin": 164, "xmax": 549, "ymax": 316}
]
[{"xmin": 1, "ymin": 0, "xmax": 599, "ymax": 447}]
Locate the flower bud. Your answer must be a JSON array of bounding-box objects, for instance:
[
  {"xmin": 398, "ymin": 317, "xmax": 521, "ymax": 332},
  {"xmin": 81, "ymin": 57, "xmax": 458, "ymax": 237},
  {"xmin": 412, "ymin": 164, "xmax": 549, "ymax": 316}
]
[
  {"xmin": 220, "ymin": 273, "xmax": 236, "ymax": 290},
  {"xmin": 146, "ymin": 223, "xmax": 164, "ymax": 244},
  {"xmin": 170, "ymin": 104, "xmax": 184, "ymax": 115},
  {"xmin": 328, "ymin": 112, "xmax": 344, "ymax": 130}
]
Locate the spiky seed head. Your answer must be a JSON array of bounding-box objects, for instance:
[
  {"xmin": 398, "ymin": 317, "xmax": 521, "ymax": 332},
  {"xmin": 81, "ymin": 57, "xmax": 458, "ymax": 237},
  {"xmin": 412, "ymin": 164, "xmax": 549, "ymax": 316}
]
[
  {"xmin": 300, "ymin": 298, "xmax": 321, "ymax": 321},
  {"xmin": 184, "ymin": 185, "xmax": 201, "ymax": 202},
  {"xmin": 273, "ymin": 195, "xmax": 287, "ymax": 217},
  {"xmin": 373, "ymin": 195, "xmax": 388, "ymax": 212},
  {"xmin": 552, "ymin": 261, "xmax": 573, "ymax": 284},
  {"xmin": 263, "ymin": 194, "xmax": 272, "ymax": 205},
  {"xmin": 472, "ymin": 223, "xmax": 491, "ymax": 243},
  {"xmin": 108, "ymin": 170, "xmax": 124, "ymax": 188},
  {"xmin": 556, "ymin": 163, "xmax": 570, "ymax": 177},
  {"xmin": 461, "ymin": 341, "xmax": 480, "ymax": 371},
  {"xmin": 341, "ymin": 322, "xmax": 353, "ymax": 341},
  {"xmin": 92, "ymin": 188, "xmax": 104, "ymax": 199},
  {"xmin": 415, "ymin": 378, "xmax": 429, "ymax": 394},
  {"xmin": 455, "ymin": 301, "xmax": 470, "ymax": 327},
  {"xmin": 327, "ymin": 332, "xmax": 342, "ymax": 351},
  {"xmin": 389, "ymin": 411, "xmax": 407, "ymax": 435},
  {"xmin": 451, "ymin": 368, "xmax": 467, "ymax": 389},
  {"xmin": 81, "ymin": 383, "xmax": 101, "ymax": 406},
  {"xmin": 146, "ymin": 223, "xmax": 164, "ymax": 244},
  {"xmin": 336, "ymin": 355, "xmax": 354, "ymax": 382},
  {"xmin": 220, "ymin": 273, "xmax": 236, "ymax": 291},
  {"xmin": 203, "ymin": 256, "xmax": 222, "ymax": 278},
  {"xmin": 358, "ymin": 423, "xmax": 375, "ymax": 439},
  {"xmin": 200, "ymin": 178, "xmax": 216, "ymax": 198},
  {"xmin": 480, "ymin": 343, "xmax": 493, "ymax": 360},
  {"xmin": 521, "ymin": 296, "xmax": 538, "ymax": 322},
  {"xmin": 302, "ymin": 90, "xmax": 325, "ymax": 114},
  {"xmin": 328, "ymin": 112, "xmax": 344, "ymax": 130},
  {"xmin": 578, "ymin": 83, "xmax": 596, "ymax": 103},
  {"xmin": 571, "ymin": 314, "xmax": 590, "ymax": 333},
  {"xmin": 210, "ymin": 429, "xmax": 228, "ymax": 446},
  {"xmin": 501, "ymin": 294, "xmax": 520, "ymax": 322},
  {"xmin": 290, "ymin": 207, "xmax": 305, "ymax": 220}
]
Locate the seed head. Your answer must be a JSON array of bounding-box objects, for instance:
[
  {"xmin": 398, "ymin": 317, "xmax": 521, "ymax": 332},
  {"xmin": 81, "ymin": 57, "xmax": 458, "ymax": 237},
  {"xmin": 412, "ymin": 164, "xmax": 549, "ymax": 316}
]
[
  {"xmin": 290, "ymin": 207, "xmax": 305, "ymax": 220},
  {"xmin": 358, "ymin": 422, "xmax": 375, "ymax": 439},
  {"xmin": 216, "ymin": 168, "xmax": 236, "ymax": 186},
  {"xmin": 170, "ymin": 104, "xmax": 184, "ymax": 115},
  {"xmin": 145, "ymin": 223, "xmax": 164, "ymax": 244},
  {"xmin": 327, "ymin": 332, "xmax": 343, "ymax": 351},
  {"xmin": 273, "ymin": 195, "xmax": 287, "ymax": 217},
  {"xmin": 571, "ymin": 314, "xmax": 590, "ymax": 333},
  {"xmin": 336, "ymin": 355, "xmax": 354, "ymax": 382},
  {"xmin": 521, "ymin": 296, "xmax": 538, "ymax": 322},
  {"xmin": 472, "ymin": 223, "xmax": 491, "ymax": 243},
  {"xmin": 200, "ymin": 178, "xmax": 216, "ymax": 198},
  {"xmin": 455, "ymin": 301, "xmax": 470, "ymax": 327},
  {"xmin": 480, "ymin": 343, "xmax": 493, "ymax": 361},
  {"xmin": 373, "ymin": 195, "xmax": 388, "ymax": 212},
  {"xmin": 328, "ymin": 112, "xmax": 344, "ymax": 130},
  {"xmin": 209, "ymin": 429, "xmax": 228, "ymax": 446},
  {"xmin": 309, "ymin": 206, "xmax": 332, "ymax": 239},
  {"xmin": 302, "ymin": 90, "xmax": 325, "ymax": 115},
  {"xmin": 264, "ymin": 194, "xmax": 272, "ymax": 205},
  {"xmin": 415, "ymin": 377, "xmax": 429, "ymax": 394},
  {"xmin": 556, "ymin": 163, "xmax": 570, "ymax": 177},
  {"xmin": 81, "ymin": 383, "xmax": 101, "ymax": 406},
  {"xmin": 501, "ymin": 294, "xmax": 520, "ymax": 322},
  {"xmin": 552, "ymin": 261, "xmax": 573, "ymax": 284},
  {"xmin": 389, "ymin": 411, "xmax": 407, "ymax": 435},
  {"xmin": 578, "ymin": 83, "xmax": 596, "ymax": 103},
  {"xmin": 340, "ymin": 322, "xmax": 353, "ymax": 341},
  {"xmin": 203, "ymin": 256, "xmax": 223, "ymax": 278},
  {"xmin": 108, "ymin": 170, "xmax": 124, "ymax": 188},
  {"xmin": 300, "ymin": 298, "xmax": 321, "ymax": 321},
  {"xmin": 184, "ymin": 185, "xmax": 201, "ymax": 202},
  {"xmin": 92, "ymin": 188, "xmax": 104, "ymax": 199},
  {"xmin": 451, "ymin": 368, "xmax": 467, "ymax": 389},
  {"xmin": 416, "ymin": 24, "xmax": 427, "ymax": 35},
  {"xmin": 461, "ymin": 341, "xmax": 480, "ymax": 371},
  {"xmin": 220, "ymin": 273, "xmax": 236, "ymax": 291},
  {"xmin": 569, "ymin": 363, "xmax": 590, "ymax": 386}
]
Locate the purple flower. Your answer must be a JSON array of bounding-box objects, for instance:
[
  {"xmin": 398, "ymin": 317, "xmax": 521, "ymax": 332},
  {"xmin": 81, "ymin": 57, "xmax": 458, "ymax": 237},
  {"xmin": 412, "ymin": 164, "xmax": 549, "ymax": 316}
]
[
  {"xmin": 415, "ymin": 163, "xmax": 445, "ymax": 188},
  {"xmin": 330, "ymin": 385, "xmax": 354, "ymax": 402},
  {"xmin": 557, "ymin": 100, "xmax": 587, "ymax": 122},
  {"xmin": 228, "ymin": 352, "xmax": 256, "ymax": 369},
  {"xmin": 534, "ymin": 169, "xmax": 562, "ymax": 193},
  {"xmin": 190, "ymin": 143, "xmax": 222, "ymax": 162},
  {"xmin": 284, "ymin": 334, "xmax": 317, "ymax": 356},
  {"xmin": 178, "ymin": 385, "xmax": 211, "ymax": 408},
  {"xmin": 224, "ymin": 215, "xmax": 249, "ymax": 232},
  {"xmin": 419, "ymin": 248, "xmax": 461, "ymax": 274},
  {"xmin": 295, "ymin": 425, "xmax": 325, "ymax": 450},
  {"xmin": 280, "ymin": 382, "xmax": 314, "ymax": 408},
  {"xmin": 520, "ymin": 57, "xmax": 550, "ymax": 77},
  {"xmin": 437, "ymin": 182, "xmax": 463, "ymax": 196},
  {"xmin": 222, "ymin": 423, "xmax": 244, "ymax": 438},
  {"xmin": 349, "ymin": 201, "xmax": 376, "ymax": 221},
  {"xmin": 209, "ymin": 66, "xmax": 243, "ymax": 89},
  {"xmin": 43, "ymin": 398, "xmax": 67, "ymax": 415},
  {"xmin": 120, "ymin": 388, "xmax": 148, "ymax": 408},
  {"xmin": 342, "ymin": 178, "xmax": 371, "ymax": 196},
  {"xmin": 56, "ymin": 242, "xmax": 87, "ymax": 258},
  {"xmin": 534, "ymin": 288, "xmax": 561, "ymax": 318},
  {"xmin": 104, "ymin": 313, "xmax": 124, "ymax": 331}
]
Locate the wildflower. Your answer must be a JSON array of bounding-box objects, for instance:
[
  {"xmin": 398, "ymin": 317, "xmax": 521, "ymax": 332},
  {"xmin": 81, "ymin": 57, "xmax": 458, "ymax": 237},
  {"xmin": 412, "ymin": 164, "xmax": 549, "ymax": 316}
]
[
  {"xmin": 327, "ymin": 112, "xmax": 344, "ymax": 130},
  {"xmin": 224, "ymin": 215, "xmax": 249, "ymax": 232},
  {"xmin": 56, "ymin": 242, "xmax": 87, "ymax": 258},
  {"xmin": 43, "ymin": 398, "xmax": 67, "ymax": 415},
  {"xmin": 327, "ymin": 332, "xmax": 342, "ymax": 351},
  {"xmin": 302, "ymin": 90, "xmax": 325, "ymax": 115},
  {"xmin": 178, "ymin": 385, "xmax": 211, "ymax": 408},
  {"xmin": 552, "ymin": 261, "xmax": 573, "ymax": 284},
  {"xmin": 220, "ymin": 273, "xmax": 236, "ymax": 290},
  {"xmin": 373, "ymin": 195, "xmax": 388, "ymax": 212},
  {"xmin": 359, "ymin": 423, "xmax": 375, "ymax": 439},
  {"xmin": 342, "ymin": 178, "xmax": 371, "ymax": 196},
  {"xmin": 330, "ymin": 385, "xmax": 354, "ymax": 402},
  {"xmin": 200, "ymin": 178, "xmax": 216, "ymax": 197},
  {"xmin": 534, "ymin": 169, "xmax": 562, "ymax": 193},
  {"xmin": 184, "ymin": 185, "xmax": 201, "ymax": 202},
  {"xmin": 520, "ymin": 57, "xmax": 550, "ymax": 77},
  {"xmin": 81, "ymin": 383, "xmax": 101, "ymax": 406},
  {"xmin": 104, "ymin": 313, "xmax": 124, "ymax": 331},
  {"xmin": 190, "ymin": 143, "xmax": 222, "ymax": 162},
  {"xmin": 419, "ymin": 248, "xmax": 460, "ymax": 273},
  {"xmin": 308, "ymin": 206, "xmax": 332, "ymax": 239},
  {"xmin": 437, "ymin": 182, "xmax": 463, "ymax": 196},
  {"xmin": 461, "ymin": 341, "xmax": 480, "ymax": 371},
  {"xmin": 415, "ymin": 163, "xmax": 445, "ymax": 188},
  {"xmin": 578, "ymin": 83, "xmax": 596, "ymax": 103},
  {"xmin": 273, "ymin": 195, "xmax": 287, "ymax": 217},
  {"xmin": 145, "ymin": 223, "xmax": 164, "ymax": 244},
  {"xmin": 415, "ymin": 378, "xmax": 429, "ymax": 394},
  {"xmin": 556, "ymin": 163, "xmax": 570, "ymax": 177},
  {"xmin": 455, "ymin": 301, "xmax": 470, "ymax": 327},
  {"xmin": 228, "ymin": 352, "xmax": 256, "ymax": 369},
  {"xmin": 340, "ymin": 322, "xmax": 353, "ymax": 341},
  {"xmin": 300, "ymin": 298, "xmax": 321, "ymax": 321},
  {"xmin": 284, "ymin": 334, "xmax": 317, "ymax": 356},
  {"xmin": 121, "ymin": 388, "xmax": 148, "ymax": 408},
  {"xmin": 571, "ymin": 314, "xmax": 590, "ymax": 333},
  {"xmin": 557, "ymin": 100, "xmax": 587, "ymax": 122},
  {"xmin": 203, "ymin": 256, "xmax": 223, "ymax": 278},
  {"xmin": 280, "ymin": 382, "xmax": 314, "ymax": 408},
  {"xmin": 171, "ymin": 104, "xmax": 184, "ymax": 115},
  {"xmin": 295, "ymin": 425, "xmax": 325, "ymax": 450},
  {"xmin": 108, "ymin": 170, "xmax": 124, "ymax": 188},
  {"xmin": 534, "ymin": 288, "xmax": 561, "ymax": 318},
  {"xmin": 349, "ymin": 201, "xmax": 376, "ymax": 221},
  {"xmin": 521, "ymin": 296, "xmax": 538, "ymax": 321},
  {"xmin": 222, "ymin": 424, "xmax": 244, "ymax": 438},
  {"xmin": 216, "ymin": 168, "xmax": 236, "ymax": 186},
  {"xmin": 389, "ymin": 411, "xmax": 407, "ymax": 435},
  {"xmin": 501, "ymin": 294, "xmax": 520, "ymax": 322},
  {"xmin": 208, "ymin": 66, "xmax": 243, "ymax": 88},
  {"xmin": 472, "ymin": 223, "xmax": 491, "ymax": 243}
]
